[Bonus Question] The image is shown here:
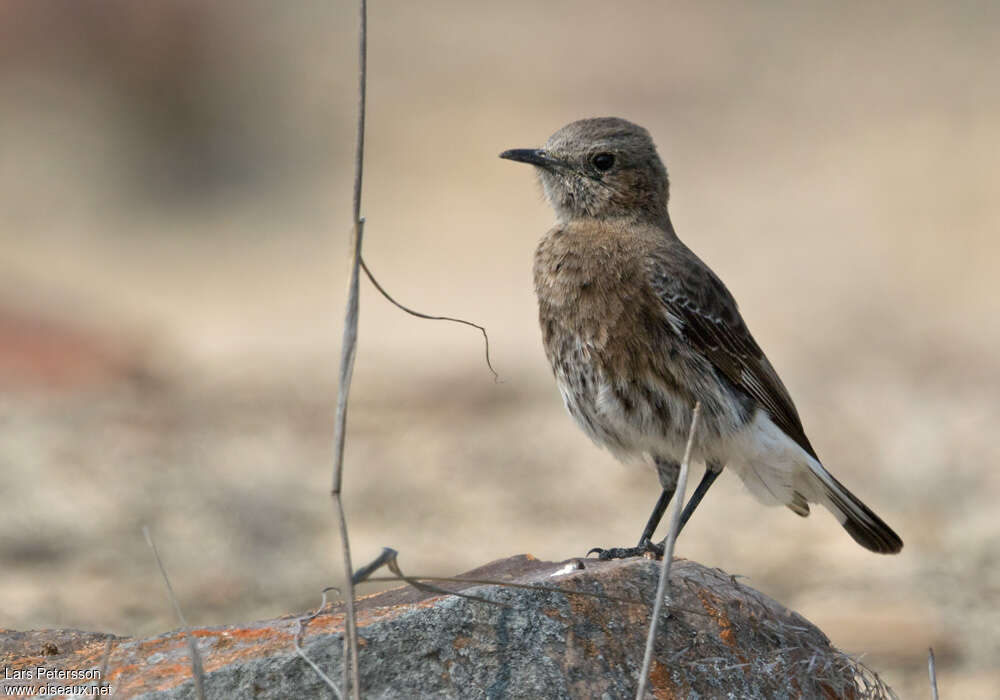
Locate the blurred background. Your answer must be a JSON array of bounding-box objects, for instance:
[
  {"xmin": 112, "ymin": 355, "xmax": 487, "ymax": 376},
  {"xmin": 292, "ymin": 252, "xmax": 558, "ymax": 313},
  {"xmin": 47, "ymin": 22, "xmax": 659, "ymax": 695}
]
[{"xmin": 1, "ymin": 1, "xmax": 997, "ymax": 696}]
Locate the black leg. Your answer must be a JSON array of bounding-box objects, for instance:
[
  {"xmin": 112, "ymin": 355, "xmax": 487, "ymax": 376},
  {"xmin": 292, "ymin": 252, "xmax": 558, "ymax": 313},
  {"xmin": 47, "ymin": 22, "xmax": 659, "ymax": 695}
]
[
  {"xmin": 675, "ymin": 462, "xmax": 723, "ymax": 535},
  {"xmin": 588, "ymin": 459, "xmax": 679, "ymax": 560},
  {"xmin": 587, "ymin": 462, "xmax": 724, "ymax": 560},
  {"xmin": 638, "ymin": 488, "xmax": 674, "ymax": 545}
]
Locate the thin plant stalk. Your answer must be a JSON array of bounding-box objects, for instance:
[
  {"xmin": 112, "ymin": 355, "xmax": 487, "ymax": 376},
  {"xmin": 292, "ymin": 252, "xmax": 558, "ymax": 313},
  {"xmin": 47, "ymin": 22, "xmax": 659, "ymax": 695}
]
[
  {"xmin": 143, "ymin": 526, "xmax": 206, "ymax": 700},
  {"xmin": 928, "ymin": 647, "xmax": 939, "ymax": 700},
  {"xmin": 329, "ymin": 0, "xmax": 367, "ymax": 698},
  {"xmin": 635, "ymin": 402, "xmax": 702, "ymax": 699}
]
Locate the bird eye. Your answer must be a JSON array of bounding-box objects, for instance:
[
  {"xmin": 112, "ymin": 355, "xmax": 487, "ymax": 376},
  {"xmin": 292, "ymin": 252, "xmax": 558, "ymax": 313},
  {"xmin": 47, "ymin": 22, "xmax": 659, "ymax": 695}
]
[{"xmin": 591, "ymin": 152, "xmax": 615, "ymax": 172}]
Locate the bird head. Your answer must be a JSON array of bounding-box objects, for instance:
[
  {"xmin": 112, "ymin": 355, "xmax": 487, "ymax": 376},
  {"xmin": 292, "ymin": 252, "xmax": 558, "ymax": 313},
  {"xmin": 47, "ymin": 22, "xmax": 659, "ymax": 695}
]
[{"xmin": 500, "ymin": 117, "xmax": 670, "ymax": 227}]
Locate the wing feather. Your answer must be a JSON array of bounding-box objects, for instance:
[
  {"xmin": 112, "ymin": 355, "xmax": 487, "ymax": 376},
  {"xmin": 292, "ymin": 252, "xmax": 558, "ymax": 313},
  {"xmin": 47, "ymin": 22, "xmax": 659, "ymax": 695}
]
[{"xmin": 647, "ymin": 245, "xmax": 818, "ymax": 459}]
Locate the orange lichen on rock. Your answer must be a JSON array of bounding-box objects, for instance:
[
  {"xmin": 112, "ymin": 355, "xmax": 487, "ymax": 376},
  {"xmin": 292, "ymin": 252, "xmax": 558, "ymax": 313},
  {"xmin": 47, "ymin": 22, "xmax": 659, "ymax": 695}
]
[
  {"xmin": 648, "ymin": 659, "xmax": 680, "ymax": 700},
  {"xmin": 697, "ymin": 588, "xmax": 739, "ymax": 649}
]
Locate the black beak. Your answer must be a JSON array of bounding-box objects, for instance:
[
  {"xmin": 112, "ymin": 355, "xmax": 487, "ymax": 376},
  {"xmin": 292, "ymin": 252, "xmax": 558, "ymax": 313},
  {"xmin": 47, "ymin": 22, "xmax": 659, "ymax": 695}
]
[{"xmin": 499, "ymin": 148, "xmax": 557, "ymax": 168}]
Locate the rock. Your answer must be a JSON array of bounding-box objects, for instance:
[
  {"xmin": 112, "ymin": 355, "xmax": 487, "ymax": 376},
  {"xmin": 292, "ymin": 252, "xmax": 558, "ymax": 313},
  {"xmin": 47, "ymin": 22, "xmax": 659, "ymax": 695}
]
[{"xmin": 0, "ymin": 555, "xmax": 894, "ymax": 699}]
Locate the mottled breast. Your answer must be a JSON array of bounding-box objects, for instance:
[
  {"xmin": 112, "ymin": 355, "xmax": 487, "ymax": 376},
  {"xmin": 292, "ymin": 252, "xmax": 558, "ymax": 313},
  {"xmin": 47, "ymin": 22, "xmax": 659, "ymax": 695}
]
[{"xmin": 533, "ymin": 221, "xmax": 694, "ymax": 458}]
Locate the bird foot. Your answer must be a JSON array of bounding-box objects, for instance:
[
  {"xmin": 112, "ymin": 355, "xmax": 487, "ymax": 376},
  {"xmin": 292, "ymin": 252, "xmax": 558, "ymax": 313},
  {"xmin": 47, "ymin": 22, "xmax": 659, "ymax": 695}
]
[{"xmin": 587, "ymin": 538, "xmax": 663, "ymax": 561}]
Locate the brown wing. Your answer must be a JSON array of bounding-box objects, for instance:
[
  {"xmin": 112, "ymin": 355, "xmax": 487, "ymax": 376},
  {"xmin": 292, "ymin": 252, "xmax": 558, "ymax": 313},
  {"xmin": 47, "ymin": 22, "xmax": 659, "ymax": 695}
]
[{"xmin": 647, "ymin": 244, "xmax": 818, "ymax": 460}]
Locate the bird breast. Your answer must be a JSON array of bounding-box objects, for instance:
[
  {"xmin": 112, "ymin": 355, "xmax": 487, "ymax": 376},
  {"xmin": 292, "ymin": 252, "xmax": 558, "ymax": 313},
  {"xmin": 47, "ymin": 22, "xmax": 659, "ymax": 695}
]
[{"xmin": 533, "ymin": 225, "xmax": 698, "ymax": 459}]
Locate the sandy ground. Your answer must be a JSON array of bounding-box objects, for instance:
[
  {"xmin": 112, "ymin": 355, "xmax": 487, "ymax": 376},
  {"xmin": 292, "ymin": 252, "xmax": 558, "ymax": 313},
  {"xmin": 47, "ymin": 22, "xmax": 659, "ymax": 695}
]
[{"xmin": 1, "ymin": 2, "xmax": 998, "ymax": 697}]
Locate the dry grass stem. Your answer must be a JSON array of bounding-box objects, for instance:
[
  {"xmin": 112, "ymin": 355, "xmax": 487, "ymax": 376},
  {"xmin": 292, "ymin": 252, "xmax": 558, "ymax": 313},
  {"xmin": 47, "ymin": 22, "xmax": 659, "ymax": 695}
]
[
  {"xmin": 350, "ymin": 546, "xmax": 400, "ymax": 585},
  {"xmin": 928, "ymin": 647, "xmax": 939, "ymax": 700},
  {"xmin": 97, "ymin": 636, "xmax": 114, "ymax": 697},
  {"xmin": 353, "ymin": 548, "xmax": 506, "ymax": 607},
  {"xmin": 360, "ymin": 258, "xmax": 498, "ymax": 381},
  {"xmin": 142, "ymin": 526, "xmax": 205, "ymax": 700},
  {"xmin": 294, "ymin": 587, "xmax": 345, "ymax": 700},
  {"xmin": 636, "ymin": 401, "xmax": 702, "ymax": 700},
  {"xmin": 359, "ymin": 574, "xmax": 651, "ymax": 608},
  {"xmin": 326, "ymin": 1, "xmax": 367, "ymax": 698}
]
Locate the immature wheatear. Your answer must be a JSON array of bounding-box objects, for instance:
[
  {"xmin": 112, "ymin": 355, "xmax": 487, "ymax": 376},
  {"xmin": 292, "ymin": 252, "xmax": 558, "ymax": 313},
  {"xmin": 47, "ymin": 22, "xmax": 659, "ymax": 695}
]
[{"xmin": 501, "ymin": 118, "xmax": 902, "ymax": 557}]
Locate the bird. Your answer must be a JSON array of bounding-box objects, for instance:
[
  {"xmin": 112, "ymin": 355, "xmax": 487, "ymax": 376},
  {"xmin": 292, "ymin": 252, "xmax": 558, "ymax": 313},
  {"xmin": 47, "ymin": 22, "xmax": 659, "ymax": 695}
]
[{"xmin": 499, "ymin": 117, "xmax": 902, "ymax": 557}]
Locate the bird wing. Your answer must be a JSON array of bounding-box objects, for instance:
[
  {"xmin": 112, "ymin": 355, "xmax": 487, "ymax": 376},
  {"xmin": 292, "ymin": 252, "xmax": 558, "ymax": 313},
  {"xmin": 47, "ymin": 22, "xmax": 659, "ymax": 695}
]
[{"xmin": 647, "ymin": 244, "xmax": 818, "ymax": 459}]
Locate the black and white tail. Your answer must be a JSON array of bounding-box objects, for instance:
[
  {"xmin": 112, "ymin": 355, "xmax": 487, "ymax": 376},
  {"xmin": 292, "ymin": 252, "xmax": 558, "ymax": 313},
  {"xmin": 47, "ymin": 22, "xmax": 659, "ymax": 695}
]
[{"xmin": 807, "ymin": 460, "xmax": 903, "ymax": 554}]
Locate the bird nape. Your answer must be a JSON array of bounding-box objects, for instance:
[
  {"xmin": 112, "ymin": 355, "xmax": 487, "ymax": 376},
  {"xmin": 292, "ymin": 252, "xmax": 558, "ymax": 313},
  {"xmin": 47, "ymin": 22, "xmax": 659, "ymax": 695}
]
[{"xmin": 501, "ymin": 117, "xmax": 902, "ymax": 557}]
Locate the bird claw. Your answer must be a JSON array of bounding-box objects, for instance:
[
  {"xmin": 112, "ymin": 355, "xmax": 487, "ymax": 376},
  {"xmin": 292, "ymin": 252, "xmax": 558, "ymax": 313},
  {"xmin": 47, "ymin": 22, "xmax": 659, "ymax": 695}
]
[{"xmin": 587, "ymin": 538, "xmax": 664, "ymax": 560}]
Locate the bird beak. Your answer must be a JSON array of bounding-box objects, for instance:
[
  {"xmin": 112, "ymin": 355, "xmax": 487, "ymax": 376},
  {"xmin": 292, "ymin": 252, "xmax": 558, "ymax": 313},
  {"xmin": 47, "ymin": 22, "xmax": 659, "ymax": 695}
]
[{"xmin": 499, "ymin": 148, "xmax": 558, "ymax": 169}]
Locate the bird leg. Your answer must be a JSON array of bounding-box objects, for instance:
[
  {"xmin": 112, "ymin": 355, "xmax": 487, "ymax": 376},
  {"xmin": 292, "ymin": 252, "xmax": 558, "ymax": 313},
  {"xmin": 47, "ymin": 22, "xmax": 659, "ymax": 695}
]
[
  {"xmin": 588, "ymin": 460, "xmax": 723, "ymax": 560},
  {"xmin": 588, "ymin": 458, "xmax": 679, "ymax": 560},
  {"xmin": 675, "ymin": 462, "xmax": 722, "ymax": 533}
]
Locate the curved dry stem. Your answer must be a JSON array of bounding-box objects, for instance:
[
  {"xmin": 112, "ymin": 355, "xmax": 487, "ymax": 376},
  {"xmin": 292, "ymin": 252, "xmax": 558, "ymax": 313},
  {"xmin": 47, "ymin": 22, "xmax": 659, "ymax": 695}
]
[
  {"xmin": 295, "ymin": 587, "xmax": 345, "ymax": 700},
  {"xmin": 360, "ymin": 257, "xmax": 499, "ymax": 381}
]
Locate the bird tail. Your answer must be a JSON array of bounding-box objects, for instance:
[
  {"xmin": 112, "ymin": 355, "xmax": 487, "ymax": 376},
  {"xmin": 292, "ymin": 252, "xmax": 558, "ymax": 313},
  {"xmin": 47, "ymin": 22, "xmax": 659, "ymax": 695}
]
[{"xmin": 805, "ymin": 460, "xmax": 903, "ymax": 554}]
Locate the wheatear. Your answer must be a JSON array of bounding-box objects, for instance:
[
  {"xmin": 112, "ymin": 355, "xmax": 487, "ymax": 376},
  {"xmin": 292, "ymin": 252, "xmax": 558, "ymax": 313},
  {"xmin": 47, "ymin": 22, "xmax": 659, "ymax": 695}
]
[{"xmin": 501, "ymin": 117, "xmax": 902, "ymax": 557}]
